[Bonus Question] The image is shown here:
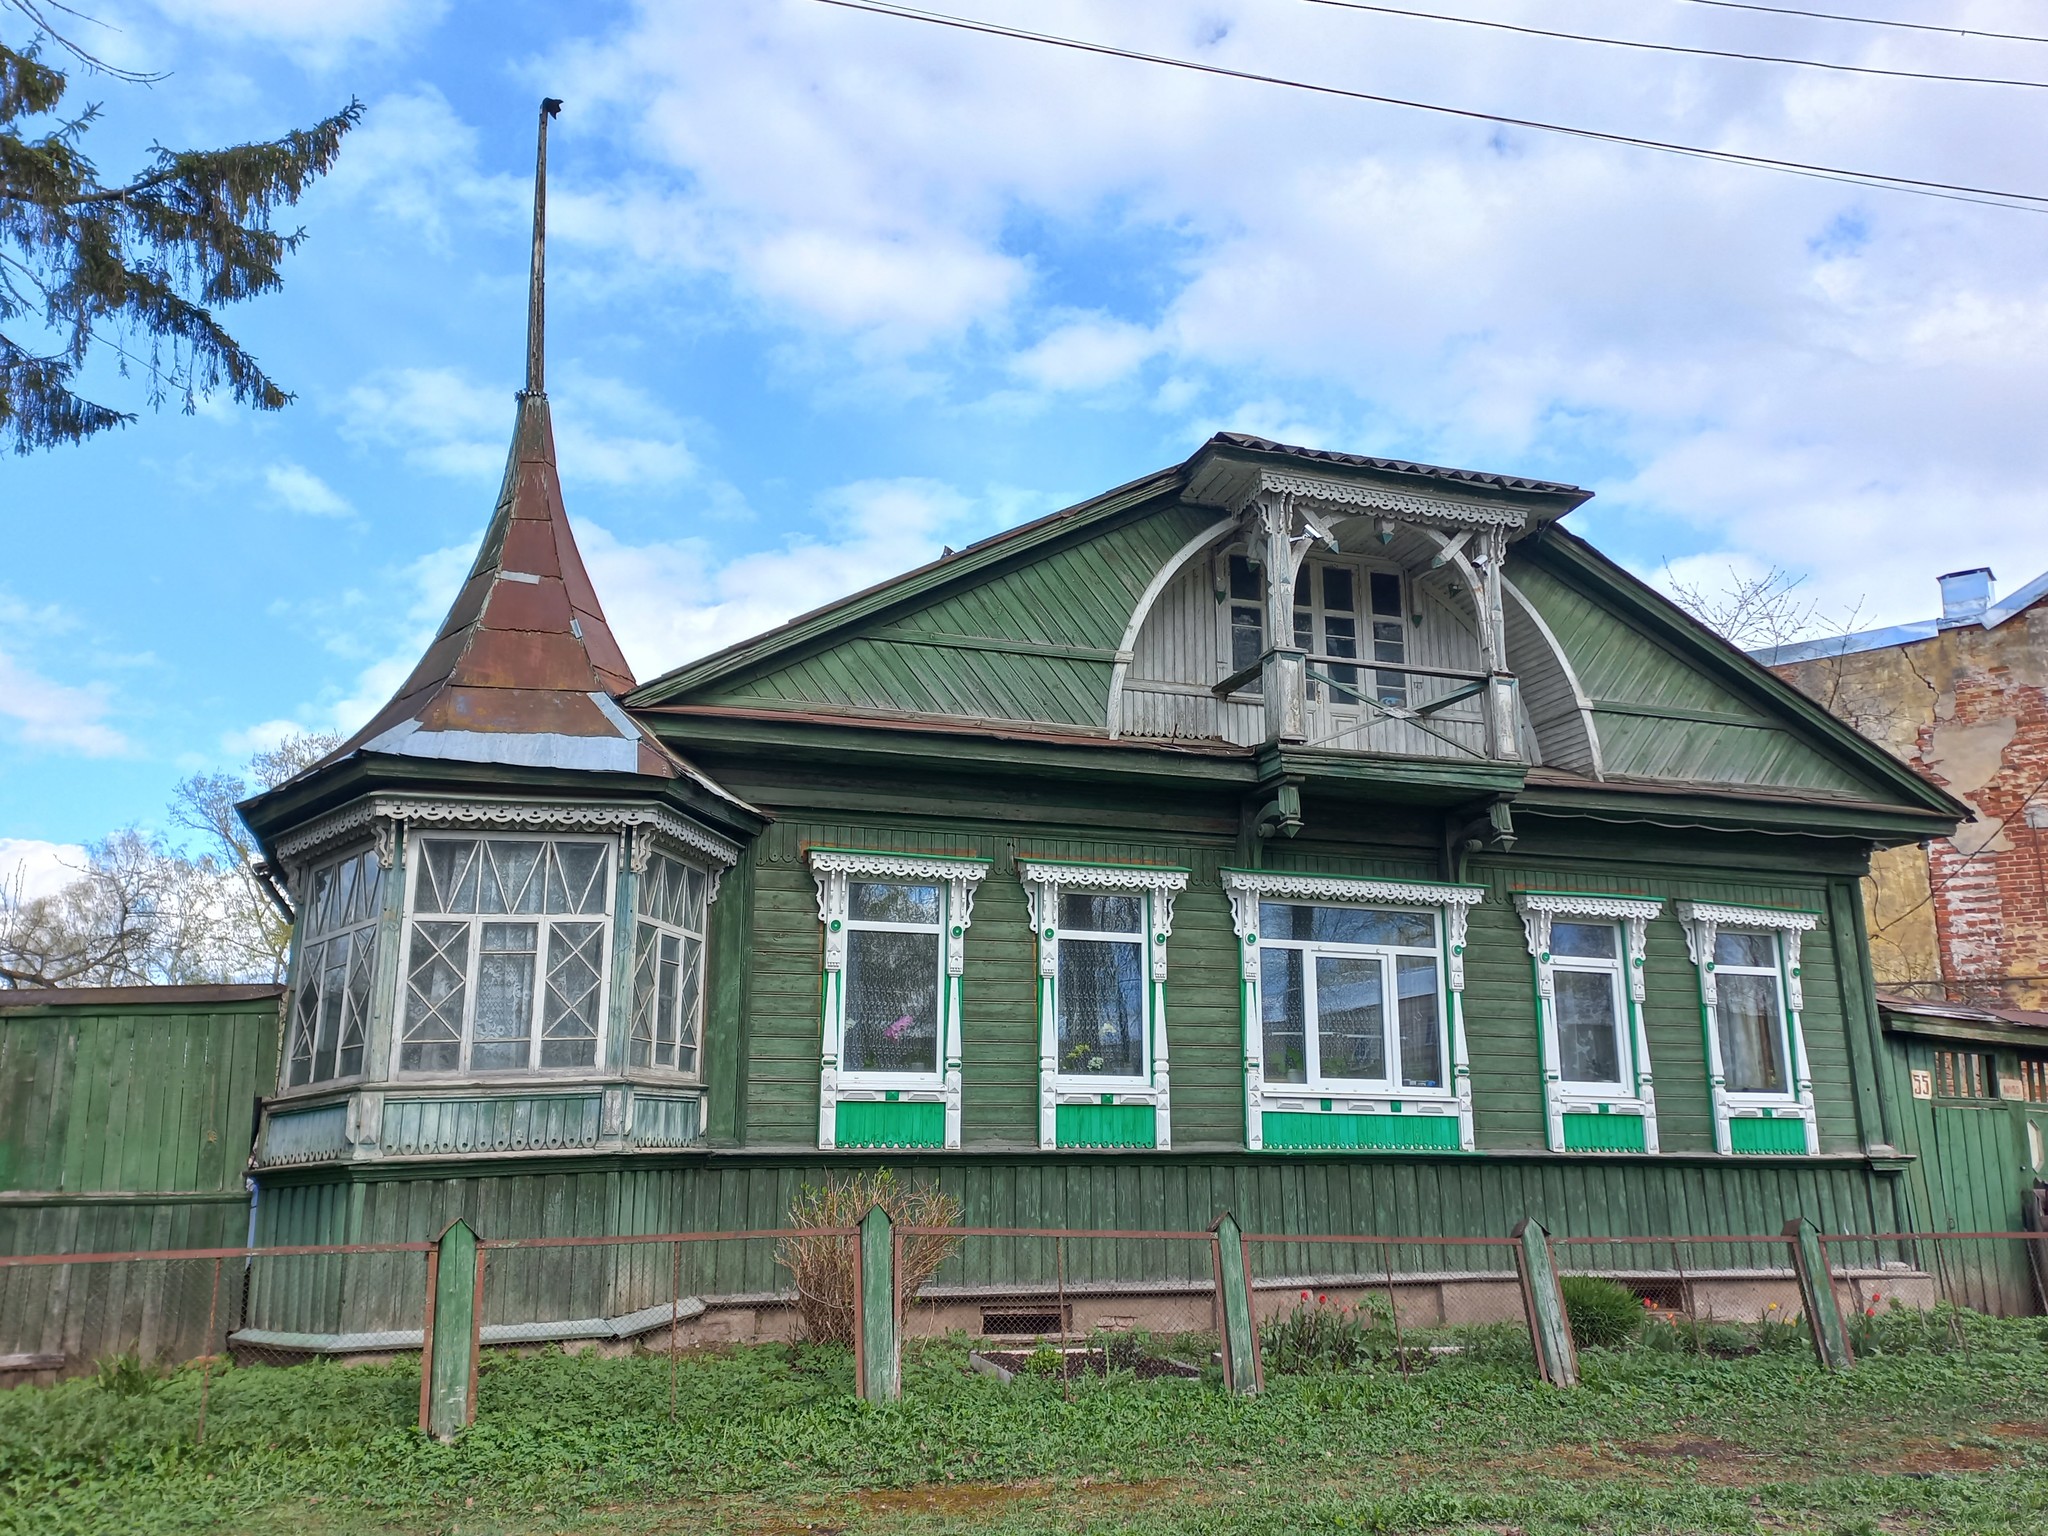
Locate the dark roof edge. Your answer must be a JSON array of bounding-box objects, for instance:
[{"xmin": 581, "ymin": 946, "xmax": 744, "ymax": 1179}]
[
  {"xmin": 0, "ymin": 983, "xmax": 285, "ymax": 1013},
  {"xmin": 1204, "ymin": 432, "xmax": 1592, "ymax": 503}
]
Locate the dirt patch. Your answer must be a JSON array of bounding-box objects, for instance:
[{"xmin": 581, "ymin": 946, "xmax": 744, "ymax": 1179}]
[
  {"xmin": 1988, "ymin": 1422, "xmax": 2048, "ymax": 1441},
  {"xmin": 738, "ymin": 1477, "xmax": 1194, "ymax": 1535},
  {"xmin": 1616, "ymin": 1437, "xmax": 1741, "ymax": 1461},
  {"xmin": 1875, "ymin": 1438, "xmax": 2007, "ymax": 1475}
]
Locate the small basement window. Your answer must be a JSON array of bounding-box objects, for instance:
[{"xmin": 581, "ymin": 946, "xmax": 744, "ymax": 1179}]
[{"xmin": 981, "ymin": 1306, "xmax": 1069, "ymax": 1337}]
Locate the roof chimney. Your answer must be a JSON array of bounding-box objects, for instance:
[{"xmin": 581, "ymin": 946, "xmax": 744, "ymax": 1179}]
[{"xmin": 1937, "ymin": 567, "xmax": 1995, "ymax": 629}]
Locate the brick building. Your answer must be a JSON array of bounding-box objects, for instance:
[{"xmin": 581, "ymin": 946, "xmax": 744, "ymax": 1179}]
[{"xmin": 1762, "ymin": 567, "xmax": 2048, "ymax": 1011}]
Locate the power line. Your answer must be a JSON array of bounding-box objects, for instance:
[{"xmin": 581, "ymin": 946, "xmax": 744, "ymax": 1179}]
[
  {"xmin": 1677, "ymin": 0, "xmax": 2048, "ymax": 46},
  {"xmin": 1306, "ymin": 0, "xmax": 2048, "ymax": 89},
  {"xmin": 802, "ymin": 0, "xmax": 2048, "ymax": 212}
]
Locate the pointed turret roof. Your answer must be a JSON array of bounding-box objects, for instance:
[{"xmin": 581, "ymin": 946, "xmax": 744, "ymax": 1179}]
[{"xmin": 326, "ymin": 99, "xmax": 677, "ymax": 780}]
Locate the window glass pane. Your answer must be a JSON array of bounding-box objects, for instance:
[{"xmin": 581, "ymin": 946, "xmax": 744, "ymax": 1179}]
[
  {"xmin": 288, "ymin": 944, "xmax": 322, "ymax": 1086},
  {"xmin": 546, "ymin": 841, "xmax": 610, "ymax": 915},
  {"xmin": 347, "ymin": 853, "xmax": 383, "ymax": 926},
  {"xmin": 307, "ymin": 864, "xmax": 336, "ymax": 936},
  {"xmin": 1229, "ymin": 553, "xmax": 1261, "ymax": 600},
  {"xmin": 1396, "ymin": 954, "xmax": 1442, "ymax": 1088},
  {"xmin": 1717, "ymin": 972, "xmax": 1787, "ymax": 1093},
  {"xmin": 1293, "ymin": 606, "xmax": 1313, "ymax": 653},
  {"xmin": 1396, "ymin": 956, "xmax": 1442, "ymax": 1088},
  {"xmin": 402, "ymin": 920, "xmax": 468, "ymax": 1072},
  {"xmin": 629, "ymin": 922, "xmax": 658, "ymax": 1068},
  {"xmin": 849, "ymin": 881, "xmax": 940, "ymax": 926},
  {"xmin": 1316, "ymin": 955, "xmax": 1386, "ymax": 1081},
  {"xmin": 1714, "ymin": 931, "xmax": 1778, "ymax": 969},
  {"xmin": 472, "ymin": 921, "xmax": 537, "ymax": 1070},
  {"xmin": 338, "ymin": 930, "xmax": 372, "ymax": 1079},
  {"xmin": 1058, "ymin": 937, "xmax": 1144, "ymax": 1077},
  {"xmin": 655, "ymin": 932, "xmax": 680, "ymax": 1068},
  {"xmin": 1230, "ymin": 605, "xmax": 1263, "ymax": 679},
  {"xmin": 842, "ymin": 927, "xmax": 940, "ymax": 1074},
  {"xmin": 1258, "ymin": 902, "xmax": 1433, "ymax": 948},
  {"xmin": 1369, "ymin": 571, "xmax": 1403, "ymax": 617},
  {"xmin": 1322, "ymin": 565, "xmax": 1354, "ymax": 613},
  {"xmin": 682, "ymin": 865, "xmax": 706, "ymax": 931},
  {"xmin": 1260, "ymin": 948, "xmax": 1307, "ymax": 1085},
  {"xmin": 1554, "ymin": 968, "xmax": 1623, "ymax": 1085},
  {"xmin": 540, "ymin": 920, "xmax": 605, "ymax": 1068},
  {"xmin": 417, "ymin": 839, "xmax": 479, "ymax": 915},
  {"xmin": 313, "ymin": 940, "xmax": 347, "ymax": 1082},
  {"xmin": 1059, "ymin": 891, "xmax": 1142, "ymax": 934},
  {"xmin": 1551, "ymin": 921, "xmax": 1617, "ymax": 960},
  {"xmin": 476, "ymin": 840, "xmax": 546, "ymax": 914},
  {"xmin": 676, "ymin": 935, "xmax": 703, "ymax": 1075}
]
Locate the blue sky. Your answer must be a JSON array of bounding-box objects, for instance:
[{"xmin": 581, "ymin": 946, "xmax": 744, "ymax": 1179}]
[{"xmin": 6, "ymin": 0, "xmax": 2048, "ymax": 890}]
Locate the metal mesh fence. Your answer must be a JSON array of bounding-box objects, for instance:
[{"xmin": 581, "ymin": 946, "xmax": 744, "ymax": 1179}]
[{"xmin": 7, "ymin": 1222, "xmax": 2048, "ymax": 1432}]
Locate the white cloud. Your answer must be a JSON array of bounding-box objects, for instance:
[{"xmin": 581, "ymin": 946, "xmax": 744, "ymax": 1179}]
[
  {"xmin": 0, "ymin": 650, "xmax": 128, "ymax": 757},
  {"xmin": 522, "ymin": 0, "xmax": 2048, "ymax": 625},
  {"xmin": 317, "ymin": 88, "xmax": 526, "ymax": 244},
  {"xmin": 0, "ymin": 838, "xmax": 90, "ymax": 902},
  {"xmin": 339, "ymin": 366, "xmax": 697, "ymax": 489},
  {"xmin": 218, "ymin": 719, "xmax": 303, "ymax": 759},
  {"xmin": 265, "ymin": 461, "xmax": 353, "ymax": 518},
  {"xmin": 150, "ymin": 0, "xmax": 448, "ymax": 64},
  {"xmin": 1012, "ymin": 315, "xmax": 1157, "ymax": 392}
]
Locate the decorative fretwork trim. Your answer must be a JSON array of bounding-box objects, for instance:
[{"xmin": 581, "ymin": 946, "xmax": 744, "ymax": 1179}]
[
  {"xmin": 1513, "ymin": 891, "xmax": 1664, "ymax": 922},
  {"xmin": 1014, "ymin": 860, "xmax": 1190, "ymax": 895},
  {"xmin": 1674, "ymin": 900, "xmax": 1820, "ymax": 933},
  {"xmin": 1231, "ymin": 470, "xmax": 1529, "ymax": 531},
  {"xmin": 806, "ymin": 848, "xmax": 991, "ymax": 883},
  {"xmin": 275, "ymin": 796, "xmax": 741, "ymax": 873},
  {"xmin": 1222, "ymin": 870, "xmax": 1485, "ymax": 924}
]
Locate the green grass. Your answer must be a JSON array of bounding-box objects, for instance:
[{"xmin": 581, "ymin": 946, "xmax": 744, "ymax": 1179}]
[{"xmin": 6, "ymin": 1319, "xmax": 2048, "ymax": 1534}]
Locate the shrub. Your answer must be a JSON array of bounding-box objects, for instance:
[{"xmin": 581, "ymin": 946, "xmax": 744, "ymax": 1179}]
[
  {"xmin": 775, "ymin": 1169, "xmax": 962, "ymax": 1345},
  {"xmin": 1559, "ymin": 1275, "xmax": 1642, "ymax": 1350},
  {"xmin": 91, "ymin": 1352, "xmax": 169, "ymax": 1397}
]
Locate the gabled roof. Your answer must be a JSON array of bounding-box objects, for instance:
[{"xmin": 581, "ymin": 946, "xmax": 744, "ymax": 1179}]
[
  {"xmin": 1752, "ymin": 565, "xmax": 2048, "ymax": 667},
  {"xmin": 327, "ymin": 391, "xmax": 677, "ymax": 778},
  {"xmin": 1202, "ymin": 432, "xmax": 1590, "ymax": 500}
]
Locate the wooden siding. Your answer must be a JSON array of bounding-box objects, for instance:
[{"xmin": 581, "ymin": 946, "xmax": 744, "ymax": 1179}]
[
  {"xmin": 244, "ymin": 1152, "xmax": 1910, "ymax": 1337},
  {"xmin": 1507, "ymin": 557, "xmax": 1878, "ymax": 795},
  {"xmin": 0, "ymin": 994, "xmax": 277, "ymax": 1211},
  {"xmin": 702, "ymin": 505, "xmax": 1218, "ymax": 726},
  {"xmin": 721, "ymin": 804, "xmax": 1873, "ymax": 1160}
]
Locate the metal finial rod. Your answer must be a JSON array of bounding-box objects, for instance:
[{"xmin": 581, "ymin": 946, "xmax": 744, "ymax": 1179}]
[{"xmin": 526, "ymin": 97, "xmax": 563, "ymax": 397}]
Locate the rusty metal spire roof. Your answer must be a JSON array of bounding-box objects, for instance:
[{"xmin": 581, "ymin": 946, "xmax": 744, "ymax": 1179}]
[{"xmin": 332, "ymin": 99, "xmax": 677, "ymax": 779}]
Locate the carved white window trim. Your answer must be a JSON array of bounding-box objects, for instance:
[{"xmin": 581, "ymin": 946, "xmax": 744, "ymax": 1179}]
[
  {"xmin": 1514, "ymin": 892, "xmax": 1663, "ymax": 1153},
  {"xmin": 1222, "ymin": 870, "xmax": 1484, "ymax": 1152},
  {"xmin": 807, "ymin": 848, "xmax": 990, "ymax": 1150},
  {"xmin": 1675, "ymin": 901, "xmax": 1822, "ymax": 1155},
  {"xmin": 1016, "ymin": 861, "xmax": 1189, "ymax": 1150}
]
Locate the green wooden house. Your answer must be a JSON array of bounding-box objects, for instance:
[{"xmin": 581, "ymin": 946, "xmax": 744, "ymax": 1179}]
[{"xmin": 222, "ymin": 130, "xmax": 1978, "ymax": 1326}]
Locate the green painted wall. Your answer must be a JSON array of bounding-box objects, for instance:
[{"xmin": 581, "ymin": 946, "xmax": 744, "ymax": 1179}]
[
  {"xmin": 716, "ymin": 800, "xmax": 1870, "ymax": 1160},
  {"xmin": 0, "ymin": 992, "xmax": 278, "ymax": 1257}
]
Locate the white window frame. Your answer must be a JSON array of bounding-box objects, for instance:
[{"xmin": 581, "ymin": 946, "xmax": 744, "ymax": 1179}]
[
  {"xmin": 626, "ymin": 839, "xmax": 719, "ymax": 1082},
  {"xmin": 1017, "ymin": 860, "xmax": 1188, "ymax": 1150},
  {"xmin": 1676, "ymin": 900, "xmax": 1820, "ymax": 1155},
  {"xmin": 393, "ymin": 832, "xmax": 618, "ymax": 1079},
  {"xmin": 808, "ymin": 848, "xmax": 989, "ymax": 1150},
  {"xmin": 1224, "ymin": 870, "xmax": 1484, "ymax": 1151},
  {"xmin": 1514, "ymin": 892, "xmax": 1663, "ymax": 1153},
  {"xmin": 284, "ymin": 844, "xmax": 385, "ymax": 1092},
  {"xmin": 1216, "ymin": 548, "xmax": 1410, "ymax": 711}
]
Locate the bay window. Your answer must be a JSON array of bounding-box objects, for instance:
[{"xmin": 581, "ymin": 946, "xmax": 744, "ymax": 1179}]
[
  {"xmin": 398, "ymin": 835, "xmax": 614, "ymax": 1075},
  {"xmin": 1514, "ymin": 892, "xmax": 1662, "ymax": 1153},
  {"xmin": 287, "ymin": 847, "xmax": 384, "ymax": 1088},
  {"xmin": 629, "ymin": 850, "xmax": 707, "ymax": 1075},
  {"xmin": 1677, "ymin": 901, "xmax": 1820, "ymax": 1155}
]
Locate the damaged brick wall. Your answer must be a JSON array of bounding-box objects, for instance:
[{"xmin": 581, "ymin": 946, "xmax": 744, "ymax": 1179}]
[{"xmin": 1772, "ymin": 601, "xmax": 2048, "ymax": 1010}]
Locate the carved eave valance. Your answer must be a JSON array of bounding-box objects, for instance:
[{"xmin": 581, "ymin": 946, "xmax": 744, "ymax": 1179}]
[
  {"xmin": 1224, "ymin": 468, "xmax": 1529, "ymax": 534},
  {"xmin": 272, "ymin": 795, "xmax": 742, "ymax": 884}
]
